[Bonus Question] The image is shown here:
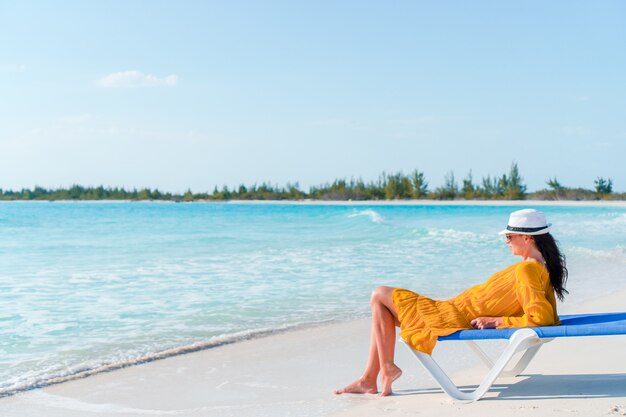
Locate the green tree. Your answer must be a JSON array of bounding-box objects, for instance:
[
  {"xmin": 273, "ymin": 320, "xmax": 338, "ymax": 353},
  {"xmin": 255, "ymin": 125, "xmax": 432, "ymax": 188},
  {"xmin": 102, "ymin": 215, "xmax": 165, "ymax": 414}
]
[
  {"xmin": 434, "ymin": 171, "xmax": 458, "ymax": 200},
  {"xmin": 94, "ymin": 186, "xmax": 106, "ymax": 200},
  {"xmin": 221, "ymin": 185, "xmax": 232, "ymax": 200},
  {"xmin": 594, "ymin": 177, "xmax": 613, "ymax": 195},
  {"xmin": 462, "ymin": 171, "xmax": 476, "ymax": 199},
  {"xmin": 547, "ymin": 177, "xmax": 564, "ymax": 191},
  {"xmin": 478, "ymin": 175, "xmax": 496, "ymax": 199},
  {"xmin": 383, "ymin": 172, "xmax": 398, "ymax": 199},
  {"xmin": 183, "ymin": 189, "xmax": 194, "ymax": 201},
  {"xmin": 502, "ymin": 162, "xmax": 527, "ymax": 199},
  {"xmin": 410, "ymin": 170, "xmax": 428, "ymax": 199},
  {"xmin": 68, "ymin": 185, "xmax": 85, "ymax": 200},
  {"xmin": 545, "ymin": 177, "xmax": 565, "ymax": 200},
  {"xmin": 137, "ymin": 188, "xmax": 151, "ymax": 200},
  {"xmin": 285, "ymin": 182, "xmax": 304, "ymax": 199}
]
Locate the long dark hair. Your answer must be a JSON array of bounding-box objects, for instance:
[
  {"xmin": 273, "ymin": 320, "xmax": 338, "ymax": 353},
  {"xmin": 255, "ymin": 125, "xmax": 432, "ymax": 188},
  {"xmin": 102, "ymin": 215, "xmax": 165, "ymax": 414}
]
[{"xmin": 533, "ymin": 233, "xmax": 568, "ymax": 301}]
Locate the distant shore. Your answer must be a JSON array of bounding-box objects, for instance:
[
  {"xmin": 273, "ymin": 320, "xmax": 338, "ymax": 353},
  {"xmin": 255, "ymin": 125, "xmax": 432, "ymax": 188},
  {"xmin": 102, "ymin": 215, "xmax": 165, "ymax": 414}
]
[
  {"xmin": 3, "ymin": 199, "xmax": 626, "ymax": 207},
  {"xmin": 2, "ymin": 166, "xmax": 623, "ymax": 202},
  {"xmin": 222, "ymin": 199, "xmax": 626, "ymax": 207}
]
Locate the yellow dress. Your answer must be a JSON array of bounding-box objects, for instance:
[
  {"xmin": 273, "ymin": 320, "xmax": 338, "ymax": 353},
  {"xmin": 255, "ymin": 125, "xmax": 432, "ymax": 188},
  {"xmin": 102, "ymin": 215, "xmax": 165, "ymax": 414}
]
[{"xmin": 392, "ymin": 261, "xmax": 560, "ymax": 355}]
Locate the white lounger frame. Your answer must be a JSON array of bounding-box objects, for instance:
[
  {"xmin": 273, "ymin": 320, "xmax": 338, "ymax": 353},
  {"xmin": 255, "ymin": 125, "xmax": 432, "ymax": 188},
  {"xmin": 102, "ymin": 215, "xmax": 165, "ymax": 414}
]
[{"xmin": 401, "ymin": 328, "xmax": 553, "ymax": 401}]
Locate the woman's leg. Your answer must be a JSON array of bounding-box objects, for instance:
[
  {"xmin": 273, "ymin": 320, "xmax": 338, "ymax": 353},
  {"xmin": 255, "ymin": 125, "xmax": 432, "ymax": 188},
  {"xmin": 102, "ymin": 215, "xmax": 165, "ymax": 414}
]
[
  {"xmin": 371, "ymin": 286, "xmax": 402, "ymax": 396},
  {"xmin": 334, "ymin": 286, "xmax": 402, "ymax": 396},
  {"xmin": 333, "ymin": 320, "xmax": 380, "ymax": 394}
]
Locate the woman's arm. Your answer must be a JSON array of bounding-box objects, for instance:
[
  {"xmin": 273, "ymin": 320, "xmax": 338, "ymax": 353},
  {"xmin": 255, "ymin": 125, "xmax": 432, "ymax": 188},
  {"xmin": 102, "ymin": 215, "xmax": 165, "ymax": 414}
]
[{"xmin": 499, "ymin": 263, "xmax": 557, "ymax": 328}]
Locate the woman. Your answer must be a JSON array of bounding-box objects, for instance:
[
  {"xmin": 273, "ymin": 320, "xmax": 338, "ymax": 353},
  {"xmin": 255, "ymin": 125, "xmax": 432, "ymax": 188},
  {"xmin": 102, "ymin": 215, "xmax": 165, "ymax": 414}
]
[{"xmin": 335, "ymin": 209, "xmax": 568, "ymax": 396}]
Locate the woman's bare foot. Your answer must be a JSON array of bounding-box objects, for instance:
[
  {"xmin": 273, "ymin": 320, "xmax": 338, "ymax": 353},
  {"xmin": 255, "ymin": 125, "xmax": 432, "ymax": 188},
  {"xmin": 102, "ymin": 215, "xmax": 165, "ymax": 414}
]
[
  {"xmin": 380, "ymin": 365, "xmax": 402, "ymax": 396},
  {"xmin": 334, "ymin": 377, "xmax": 378, "ymax": 395}
]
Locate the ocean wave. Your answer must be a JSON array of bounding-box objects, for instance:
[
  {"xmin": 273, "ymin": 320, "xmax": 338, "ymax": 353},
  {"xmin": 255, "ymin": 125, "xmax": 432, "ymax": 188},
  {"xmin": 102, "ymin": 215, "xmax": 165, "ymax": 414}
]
[
  {"xmin": 557, "ymin": 213, "xmax": 626, "ymax": 236},
  {"xmin": 567, "ymin": 246, "xmax": 626, "ymax": 261},
  {"xmin": 347, "ymin": 209, "xmax": 385, "ymax": 224},
  {"xmin": 0, "ymin": 320, "xmax": 335, "ymax": 399},
  {"xmin": 425, "ymin": 227, "xmax": 494, "ymax": 243}
]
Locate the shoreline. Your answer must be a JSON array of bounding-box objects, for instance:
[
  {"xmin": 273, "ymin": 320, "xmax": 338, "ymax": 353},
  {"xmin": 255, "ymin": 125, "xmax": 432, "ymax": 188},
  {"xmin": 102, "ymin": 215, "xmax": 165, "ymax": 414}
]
[
  {"xmin": 2, "ymin": 287, "xmax": 625, "ymax": 416},
  {"xmin": 0, "ymin": 319, "xmax": 344, "ymax": 399},
  {"xmin": 224, "ymin": 199, "xmax": 626, "ymax": 207},
  {"xmin": 2, "ymin": 256, "xmax": 622, "ymax": 403},
  {"xmin": 0, "ymin": 281, "xmax": 616, "ymax": 401},
  {"xmin": 2, "ymin": 199, "xmax": 626, "ymax": 207}
]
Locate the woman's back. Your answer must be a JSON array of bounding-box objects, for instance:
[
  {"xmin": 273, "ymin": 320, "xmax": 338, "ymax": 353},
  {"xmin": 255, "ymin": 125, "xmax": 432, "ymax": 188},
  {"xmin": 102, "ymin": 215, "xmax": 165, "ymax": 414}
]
[{"xmin": 451, "ymin": 261, "xmax": 560, "ymax": 328}]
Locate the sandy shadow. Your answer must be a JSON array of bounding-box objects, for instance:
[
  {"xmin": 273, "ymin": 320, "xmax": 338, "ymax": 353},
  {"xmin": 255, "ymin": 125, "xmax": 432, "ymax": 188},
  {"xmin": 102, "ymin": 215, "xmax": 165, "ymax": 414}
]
[
  {"xmin": 397, "ymin": 373, "xmax": 626, "ymax": 400},
  {"xmin": 486, "ymin": 373, "xmax": 626, "ymax": 400}
]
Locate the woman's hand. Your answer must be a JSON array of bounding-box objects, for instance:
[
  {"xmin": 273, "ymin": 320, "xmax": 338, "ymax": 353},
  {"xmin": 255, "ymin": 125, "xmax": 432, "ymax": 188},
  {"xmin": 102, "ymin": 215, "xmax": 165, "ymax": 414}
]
[{"xmin": 470, "ymin": 317, "xmax": 503, "ymax": 329}]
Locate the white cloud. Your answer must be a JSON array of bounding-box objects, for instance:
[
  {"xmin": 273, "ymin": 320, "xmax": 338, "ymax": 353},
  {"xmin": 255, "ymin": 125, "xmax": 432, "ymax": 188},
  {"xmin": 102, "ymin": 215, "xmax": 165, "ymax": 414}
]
[
  {"xmin": 0, "ymin": 64, "xmax": 27, "ymax": 72},
  {"xmin": 97, "ymin": 70, "xmax": 178, "ymax": 88},
  {"xmin": 57, "ymin": 113, "xmax": 94, "ymax": 124},
  {"xmin": 312, "ymin": 118, "xmax": 369, "ymax": 130},
  {"xmin": 552, "ymin": 126, "xmax": 591, "ymax": 137},
  {"xmin": 393, "ymin": 116, "xmax": 440, "ymax": 125}
]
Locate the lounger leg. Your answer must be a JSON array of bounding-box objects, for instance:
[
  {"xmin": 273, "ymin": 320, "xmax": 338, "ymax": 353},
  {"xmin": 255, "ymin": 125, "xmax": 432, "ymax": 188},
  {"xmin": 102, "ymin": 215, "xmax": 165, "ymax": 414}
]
[
  {"xmin": 465, "ymin": 338, "xmax": 551, "ymax": 377},
  {"xmin": 402, "ymin": 329, "xmax": 542, "ymax": 401},
  {"xmin": 500, "ymin": 344, "xmax": 541, "ymax": 377},
  {"xmin": 465, "ymin": 341, "xmax": 495, "ymax": 369}
]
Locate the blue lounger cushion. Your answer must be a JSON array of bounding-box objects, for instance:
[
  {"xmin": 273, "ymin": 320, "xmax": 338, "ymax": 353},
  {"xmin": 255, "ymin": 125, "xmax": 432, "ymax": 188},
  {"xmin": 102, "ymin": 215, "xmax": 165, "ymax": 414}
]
[{"xmin": 439, "ymin": 312, "xmax": 626, "ymax": 341}]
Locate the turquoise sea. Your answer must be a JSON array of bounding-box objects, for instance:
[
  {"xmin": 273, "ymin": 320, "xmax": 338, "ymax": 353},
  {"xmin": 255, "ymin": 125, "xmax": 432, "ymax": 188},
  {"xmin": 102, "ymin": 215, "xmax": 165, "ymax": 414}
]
[{"xmin": 0, "ymin": 202, "xmax": 625, "ymax": 396}]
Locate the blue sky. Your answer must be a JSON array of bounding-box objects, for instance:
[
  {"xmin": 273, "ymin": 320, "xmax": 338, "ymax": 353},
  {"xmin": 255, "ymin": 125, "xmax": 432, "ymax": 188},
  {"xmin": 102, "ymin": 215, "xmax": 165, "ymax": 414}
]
[{"xmin": 1, "ymin": 1, "xmax": 625, "ymax": 193}]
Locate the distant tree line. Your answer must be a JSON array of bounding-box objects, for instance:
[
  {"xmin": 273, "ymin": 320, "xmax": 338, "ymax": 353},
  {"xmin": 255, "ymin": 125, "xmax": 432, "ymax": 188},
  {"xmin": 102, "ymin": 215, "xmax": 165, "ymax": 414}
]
[
  {"xmin": 531, "ymin": 176, "xmax": 617, "ymax": 200},
  {"xmin": 0, "ymin": 185, "xmax": 179, "ymax": 201},
  {"xmin": 1, "ymin": 163, "xmax": 622, "ymax": 201}
]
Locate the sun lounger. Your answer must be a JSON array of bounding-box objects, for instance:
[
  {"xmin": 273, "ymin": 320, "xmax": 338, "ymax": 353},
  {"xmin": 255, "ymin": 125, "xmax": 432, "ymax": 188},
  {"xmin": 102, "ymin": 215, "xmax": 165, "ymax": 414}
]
[{"xmin": 400, "ymin": 312, "xmax": 626, "ymax": 401}]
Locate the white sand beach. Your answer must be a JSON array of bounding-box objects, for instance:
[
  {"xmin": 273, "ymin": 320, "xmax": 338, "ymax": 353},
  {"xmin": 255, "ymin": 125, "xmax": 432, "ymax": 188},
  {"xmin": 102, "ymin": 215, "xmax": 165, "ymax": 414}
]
[
  {"xmin": 2, "ymin": 287, "xmax": 625, "ymax": 417},
  {"xmin": 4, "ymin": 0, "xmax": 625, "ymax": 415}
]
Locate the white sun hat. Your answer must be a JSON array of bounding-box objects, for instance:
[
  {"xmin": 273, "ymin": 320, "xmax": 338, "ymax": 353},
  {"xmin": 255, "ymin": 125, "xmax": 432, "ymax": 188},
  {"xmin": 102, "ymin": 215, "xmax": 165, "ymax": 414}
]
[{"xmin": 498, "ymin": 209, "xmax": 552, "ymax": 235}]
